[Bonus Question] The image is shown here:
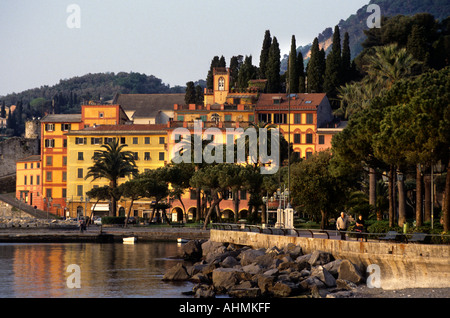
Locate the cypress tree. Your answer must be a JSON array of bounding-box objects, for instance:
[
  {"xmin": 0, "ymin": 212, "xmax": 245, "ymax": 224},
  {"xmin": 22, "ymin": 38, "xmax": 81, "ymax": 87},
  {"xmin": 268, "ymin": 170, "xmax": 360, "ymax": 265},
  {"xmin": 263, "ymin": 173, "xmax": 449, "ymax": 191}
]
[
  {"xmin": 195, "ymin": 85, "xmax": 204, "ymax": 105},
  {"xmin": 229, "ymin": 55, "xmax": 243, "ymax": 89},
  {"xmin": 185, "ymin": 81, "xmax": 197, "ymax": 104},
  {"xmin": 288, "ymin": 35, "xmax": 299, "ymax": 93},
  {"xmin": 259, "ymin": 30, "xmax": 272, "ymax": 79},
  {"xmin": 407, "ymin": 24, "xmax": 428, "ymax": 64},
  {"xmin": 1, "ymin": 101, "xmax": 5, "ymax": 118},
  {"xmin": 324, "ymin": 25, "xmax": 342, "ymax": 98},
  {"xmin": 206, "ymin": 56, "xmax": 221, "ymax": 90},
  {"xmin": 266, "ymin": 37, "xmax": 281, "ymax": 93},
  {"xmin": 341, "ymin": 32, "xmax": 352, "ymax": 83},
  {"xmin": 307, "ymin": 38, "xmax": 323, "ymax": 93},
  {"xmin": 297, "ymin": 51, "xmax": 306, "ymax": 93},
  {"xmin": 237, "ymin": 55, "xmax": 257, "ymax": 90}
]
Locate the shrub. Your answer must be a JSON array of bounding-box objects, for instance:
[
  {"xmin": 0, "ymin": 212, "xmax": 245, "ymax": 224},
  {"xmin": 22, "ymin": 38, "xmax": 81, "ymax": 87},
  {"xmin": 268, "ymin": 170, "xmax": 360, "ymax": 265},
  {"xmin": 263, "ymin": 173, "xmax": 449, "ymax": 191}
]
[{"xmin": 101, "ymin": 216, "xmax": 126, "ymax": 225}]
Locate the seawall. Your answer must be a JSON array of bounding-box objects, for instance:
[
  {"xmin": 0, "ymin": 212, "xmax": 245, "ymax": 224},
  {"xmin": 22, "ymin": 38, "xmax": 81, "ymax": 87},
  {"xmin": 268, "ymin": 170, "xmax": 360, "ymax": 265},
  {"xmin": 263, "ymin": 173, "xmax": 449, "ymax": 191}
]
[{"xmin": 210, "ymin": 229, "xmax": 450, "ymax": 290}]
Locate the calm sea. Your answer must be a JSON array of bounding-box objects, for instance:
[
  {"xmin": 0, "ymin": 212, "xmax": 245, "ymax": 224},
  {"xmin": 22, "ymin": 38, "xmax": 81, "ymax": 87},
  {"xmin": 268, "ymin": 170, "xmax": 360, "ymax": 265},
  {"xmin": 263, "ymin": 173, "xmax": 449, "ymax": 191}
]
[{"xmin": 0, "ymin": 242, "xmax": 195, "ymax": 298}]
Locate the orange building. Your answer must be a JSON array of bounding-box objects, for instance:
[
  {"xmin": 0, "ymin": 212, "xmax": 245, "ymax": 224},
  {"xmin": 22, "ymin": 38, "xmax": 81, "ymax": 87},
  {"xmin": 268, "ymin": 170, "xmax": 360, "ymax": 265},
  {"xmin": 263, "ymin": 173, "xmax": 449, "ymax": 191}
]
[{"xmin": 15, "ymin": 155, "xmax": 42, "ymax": 208}]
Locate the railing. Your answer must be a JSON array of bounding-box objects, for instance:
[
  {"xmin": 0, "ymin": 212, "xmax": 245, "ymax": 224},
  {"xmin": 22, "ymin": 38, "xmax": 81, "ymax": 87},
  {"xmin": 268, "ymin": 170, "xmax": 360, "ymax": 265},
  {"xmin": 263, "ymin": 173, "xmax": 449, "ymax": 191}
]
[{"xmin": 211, "ymin": 223, "xmax": 450, "ymax": 244}]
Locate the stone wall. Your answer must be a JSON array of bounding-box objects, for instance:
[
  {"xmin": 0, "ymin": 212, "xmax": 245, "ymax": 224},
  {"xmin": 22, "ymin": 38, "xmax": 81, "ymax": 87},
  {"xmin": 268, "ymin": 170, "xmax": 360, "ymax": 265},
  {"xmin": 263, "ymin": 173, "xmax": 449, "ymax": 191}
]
[
  {"xmin": 0, "ymin": 137, "xmax": 40, "ymax": 177},
  {"xmin": 210, "ymin": 229, "xmax": 450, "ymax": 290}
]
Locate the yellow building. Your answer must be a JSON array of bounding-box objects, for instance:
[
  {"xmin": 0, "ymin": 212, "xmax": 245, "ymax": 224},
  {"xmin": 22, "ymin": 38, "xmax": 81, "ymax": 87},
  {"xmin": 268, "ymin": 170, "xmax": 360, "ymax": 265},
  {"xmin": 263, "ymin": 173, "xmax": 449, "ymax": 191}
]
[
  {"xmin": 65, "ymin": 124, "xmax": 168, "ymax": 218},
  {"xmin": 81, "ymin": 104, "xmax": 129, "ymax": 127},
  {"xmin": 15, "ymin": 155, "xmax": 42, "ymax": 208}
]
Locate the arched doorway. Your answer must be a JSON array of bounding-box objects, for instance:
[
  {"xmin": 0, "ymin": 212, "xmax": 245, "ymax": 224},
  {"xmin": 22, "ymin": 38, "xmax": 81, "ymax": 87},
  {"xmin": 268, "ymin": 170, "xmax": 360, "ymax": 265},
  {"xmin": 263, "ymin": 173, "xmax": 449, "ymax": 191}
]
[{"xmin": 171, "ymin": 207, "xmax": 184, "ymax": 223}]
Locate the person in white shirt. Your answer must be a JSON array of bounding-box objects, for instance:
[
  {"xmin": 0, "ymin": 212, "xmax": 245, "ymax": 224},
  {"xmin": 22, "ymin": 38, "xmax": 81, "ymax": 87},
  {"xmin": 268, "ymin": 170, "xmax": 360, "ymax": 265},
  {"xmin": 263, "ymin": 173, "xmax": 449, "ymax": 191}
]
[{"xmin": 336, "ymin": 212, "xmax": 348, "ymax": 240}]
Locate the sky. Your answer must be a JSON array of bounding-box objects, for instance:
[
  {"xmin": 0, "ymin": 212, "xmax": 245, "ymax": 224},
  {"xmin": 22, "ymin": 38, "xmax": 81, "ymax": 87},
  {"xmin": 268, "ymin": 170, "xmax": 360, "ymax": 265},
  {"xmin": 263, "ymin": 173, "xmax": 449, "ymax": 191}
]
[{"xmin": 0, "ymin": 0, "xmax": 370, "ymax": 96}]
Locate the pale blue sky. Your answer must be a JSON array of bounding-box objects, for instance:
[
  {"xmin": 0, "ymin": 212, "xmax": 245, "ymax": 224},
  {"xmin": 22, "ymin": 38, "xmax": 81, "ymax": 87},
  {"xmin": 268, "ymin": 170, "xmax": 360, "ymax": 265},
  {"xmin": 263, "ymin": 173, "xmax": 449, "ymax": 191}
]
[{"xmin": 0, "ymin": 0, "xmax": 370, "ymax": 96}]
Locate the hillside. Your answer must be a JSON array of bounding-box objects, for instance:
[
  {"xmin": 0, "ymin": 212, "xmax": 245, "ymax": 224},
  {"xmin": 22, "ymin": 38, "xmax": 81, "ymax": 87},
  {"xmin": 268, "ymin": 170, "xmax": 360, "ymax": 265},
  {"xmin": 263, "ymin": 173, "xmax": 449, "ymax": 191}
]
[
  {"xmin": 0, "ymin": 72, "xmax": 186, "ymax": 113},
  {"xmin": 281, "ymin": 0, "xmax": 450, "ymax": 71}
]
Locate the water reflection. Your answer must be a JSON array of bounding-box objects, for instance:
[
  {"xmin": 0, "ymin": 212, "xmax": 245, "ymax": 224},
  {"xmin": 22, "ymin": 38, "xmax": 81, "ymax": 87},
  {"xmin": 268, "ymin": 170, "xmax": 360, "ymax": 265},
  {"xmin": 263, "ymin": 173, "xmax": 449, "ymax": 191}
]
[{"xmin": 0, "ymin": 242, "xmax": 193, "ymax": 298}]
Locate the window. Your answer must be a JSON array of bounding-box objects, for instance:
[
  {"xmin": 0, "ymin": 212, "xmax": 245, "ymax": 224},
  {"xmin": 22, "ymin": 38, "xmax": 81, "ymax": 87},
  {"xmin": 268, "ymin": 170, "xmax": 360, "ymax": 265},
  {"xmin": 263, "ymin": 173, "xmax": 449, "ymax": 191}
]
[
  {"xmin": 159, "ymin": 137, "xmax": 165, "ymax": 144},
  {"xmin": 306, "ymin": 134, "xmax": 313, "ymax": 144},
  {"xmin": 62, "ymin": 188, "xmax": 67, "ymax": 199},
  {"xmin": 240, "ymin": 190, "xmax": 247, "ymax": 200},
  {"xmin": 294, "ymin": 114, "xmax": 301, "ymax": 124},
  {"xmin": 133, "ymin": 152, "xmax": 139, "ymax": 160},
  {"xmin": 99, "ymin": 112, "xmax": 104, "ymax": 118},
  {"xmin": 294, "ymin": 134, "xmax": 301, "ymax": 144},
  {"xmin": 177, "ymin": 115, "xmax": 185, "ymax": 121},
  {"xmin": 77, "ymin": 168, "xmax": 83, "ymax": 179},
  {"xmin": 104, "ymin": 137, "xmax": 114, "ymax": 144},
  {"xmin": 144, "ymin": 137, "xmax": 150, "ymax": 144},
  {"xmin": 258, "ymin": 113, "xmax": 272, "ymax": 123},
  {"xmin": 62, "ymin": 172, "xmax": 67, "ymax": 182},
  {"xmin": 120, "ymin": 137, "xmax": 126, "ymax": 144},
  {"xmin": 61, "ymin": 123, "xmax": 71, "ymax": 131},
  {"xmin": 24, "ymin": 163, "xmax": 28, "ymax": 169},
  {"xmin": 36, "ymin": 176, "xmax": 40, "ymax": 185},
  {"xmin": 77, "ymin": 185, "xmax": 83, "ymax": 196},
  {"xmin": 200, "ymin": 115, "xmax": 207, "ymax": 122},
  {"xmin": 306, "ymin": 114, "xmax": 313, "ymax": 124},
  {"xmin": 274, "ymin": 113, "xmax": 287, "ymax": 124},
  {"xmin": 63, "ymin": 139, "xmax": 67, "ymax": 148},
  {"xmin": 248, "ymin": 115, "xmax": 255, "ymax": 122},
  {"xmin": 46, "ymin": 189, "xmax": 52, "ymax": 199},
  {"xmin": 91, "ymin": 137, "xmax": 102, "ymax": 145},
  {"xmin": 75, "ymin": 137, "xmax": 87, "ymax": 145},
  {"xmin": 45, "ymin": 139, "xmax": 55, "ymax": 148},
  {"xmin": 63, "ymin": 156, "xmax": 67, "ymax": 166},
  {"xmin": 31, "ymin": 163, "xmax": 33, "ymax": 169},
  {"xmin": 133, "ymin": 137, "xmax": 138, "ymax": 144},
  {"xmin": 45, "ymin": 124, "xmax": 55, "ymax": 131},
  {"xmin": 218, "ymin": 77, "xmax": 225, "ymax": 91},
  {"xmin": 306, "ymin": 151, "xmax": 313, "ymax": 159},
  {"xmin": 30, "ymin": 176, "xmax": 33, "ymax": 185},
  {"xmin": 37, "ymin": 162, "xmax": 40, "ymax": 168},
  {"xmin": 319, "ymin": 135, "xmax": 325, "ymax": 145},
  {"xmin": 78, "ymin": 152, "xmax": 84, "ymax": 160},
  {"xmin": 46, "ymin": 171, "xmax": 52, "ymax": 182},
  {"xmin": 144, "ymin": 152, "xmax": 151, "ymax": 161},
  {"xmin": 24, "ymin": 176, "xmax": 27, "ymax": 185},
  {"xmin": 159, "ymin": 152, "xmax": 165, "ymax": 161},
  {"xmin": 46, "ymin": 156, "xmax": 52, "ymax": 166},
  {"xmin": 224, "ymin": 114, "xmax": 232, "ymax": 121}
]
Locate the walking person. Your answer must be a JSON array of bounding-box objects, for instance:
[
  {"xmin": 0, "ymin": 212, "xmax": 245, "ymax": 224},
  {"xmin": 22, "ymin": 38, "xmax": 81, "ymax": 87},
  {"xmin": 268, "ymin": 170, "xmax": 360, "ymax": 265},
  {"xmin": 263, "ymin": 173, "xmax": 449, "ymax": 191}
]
[
  {"xmin": 355, "ymin": 214, "xmax": 366, "ymax": 242},
  {"xmin": 336, "ymin": 212, "xmax": 348, "ymax": 240}
]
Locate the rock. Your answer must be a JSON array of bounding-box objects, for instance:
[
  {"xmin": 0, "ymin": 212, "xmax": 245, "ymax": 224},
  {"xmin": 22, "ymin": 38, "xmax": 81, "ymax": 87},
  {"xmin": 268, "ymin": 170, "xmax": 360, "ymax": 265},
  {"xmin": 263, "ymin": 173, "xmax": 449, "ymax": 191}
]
[
  {"xmin": 242, "ymin": 263, "xmax": 262, "ymax": 275},
  {"xmin": 295, "ymin": 254, "xmax": 311, "ymax": 265},
  {"xmin": 193, "ymin": 284, "xmax": 216, "ymax": 298},
  {"xmin": 256, "ymin": 274, "xmax": 275, "ymax": 294},
  {"xmin": 182, "ymin": 240, "xmax": 203, "ymax": 261},
  {"xmin": 254, "ymin": 253, "xmax": 276, "ymax": 268},
  {"xmin": 186, "ymin": 263, "xmax": 207, "ymax": 276},
  {"xmin": 201, "ymin": 240, "xmax": 226, "ymax": 258},
  {"xmin": 239, "ymin": 248, "xmax": 266, "ymax": 266},
  {"xmin": 310, "ymin": 265, "xmax": 336, "ymax": 287},
  {"xmin": 308, "ymin": 250, "xmax": 333, "ymax": 266},
  {"xmin": 228, "ymin": 287, "xmax": 261, "ymax": 298},
  {"xmin": 338, "ymin": 260, "xmax": 365, "ymax": 284},
  {"xmin": 272, "ymin": 281, "xmax": 298, "ymax": 297},
  {"xmin": 323, "ymin": 259, "xmax": 343, "ymax": 277},
  {"xmin": 212, "ymin": 268, "xmax": 242, "ymax": 292},
  {"xmin": 190, "ymin": 273, "xmax": 211, "ymax": 284},
  {"xmin": 263, "ymin": 268, "xmax": 279, "ymax": 277},
  {"xmin": 162, "ymin": 263, "xmax": 190, "ymax": 281},
  {"xmin": 336, "ymin": 279, "xmax": 357, "ymax": 290},
  {"xmin": 285, "ymin": 243, "xmax": 303, "ymax": 258},
  {"xmin": 299, "ymin": 276, "xmax": 326, "ymax": 291},
  {"xmin": 220, "ymin": 255, "xmax": 239, "ymax": 268}
]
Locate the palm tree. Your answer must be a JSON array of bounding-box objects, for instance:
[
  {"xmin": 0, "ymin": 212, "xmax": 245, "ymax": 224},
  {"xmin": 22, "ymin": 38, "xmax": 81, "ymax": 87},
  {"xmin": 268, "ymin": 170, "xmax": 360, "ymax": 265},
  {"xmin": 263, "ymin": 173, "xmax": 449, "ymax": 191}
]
[{"xmin": 85, "ymin": 139, "xmax": 138, "ymax": 217}]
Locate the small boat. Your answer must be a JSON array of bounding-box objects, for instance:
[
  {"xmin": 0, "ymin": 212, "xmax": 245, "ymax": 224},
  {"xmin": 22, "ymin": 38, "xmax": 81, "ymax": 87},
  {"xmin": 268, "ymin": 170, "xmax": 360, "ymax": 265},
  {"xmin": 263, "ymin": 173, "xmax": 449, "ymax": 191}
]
[
  {"xmin": 177, "ymin": 238, "xmax": 188, "ymax": 243},
  {"xmin": 123, "ymin": 237, "xmax": 137, "ymax": 244}
]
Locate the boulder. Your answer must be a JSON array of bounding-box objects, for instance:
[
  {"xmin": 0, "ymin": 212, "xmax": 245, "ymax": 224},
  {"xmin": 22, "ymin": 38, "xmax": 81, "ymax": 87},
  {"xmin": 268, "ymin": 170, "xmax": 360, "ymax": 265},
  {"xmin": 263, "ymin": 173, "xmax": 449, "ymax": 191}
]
[
  {"xmin": 212, "ymin": 268, "xmax": 242, "ymax": 292},
  {"xmin": 272, "ymin": 281, "xmax": 299, "ymax": 297},
  {"xmin": 308, "ymin": 250, "xmax": 333, "ymax": 266},
  {"xmin": 284, "ymin": 243, "xmax": 303, "ymax": 258},
  {"xmin": 323, "ymin": 259, "xmax": 343, "ymax": 277},
  {"xmin": 228, "ymin": 287, "xmax": 261, "ymax": 298},
  {"xmin": 193, "ymin": 284, "xmax": 216, "ymax": 298},
  {"xmin": 338, "ymin": 260, "xmax": 365, "ymax": 284},
  {"xmin": 310, "ymin": 265, "xmax": 336, "ymax": 287},
  {"xmin": 182, "ymin": 240, "xmax": 204, "ymax": 261},
  {"xmin": 162, "ymin": 263, "xmax": 190, "ymax": 281},
  {"xmin": 201, "ymin": 240, "xmax": 226, "ymax": 258},
  {"xmin": 220, "ymin": 255, "xmax": 239, "ymax": 268},
  {"xmin": 336, "ymin": 279, "xmax": 357, "ymax": 290},
  {"xmin": 254, "ymin": 253, "xmax": 276, "ymax": 269},
  {"xmin": 239, "ymin": 248, "xmax": 266, "ymax": 266},
  {"xmin": 242, "ymin": 263, "xmax": 263, "ymax": 275},
  {"xmin": 256, "ymin": 274, "xmax": 275, "ymax": 294}
]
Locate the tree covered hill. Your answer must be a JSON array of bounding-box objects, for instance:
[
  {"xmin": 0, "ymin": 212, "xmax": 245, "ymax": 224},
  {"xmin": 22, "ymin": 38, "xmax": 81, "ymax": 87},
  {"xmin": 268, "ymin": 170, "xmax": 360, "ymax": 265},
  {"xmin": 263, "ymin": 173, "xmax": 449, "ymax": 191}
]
[{"xmin": 0, "ymin": 71, "xmax": 185, "ymax": 114}]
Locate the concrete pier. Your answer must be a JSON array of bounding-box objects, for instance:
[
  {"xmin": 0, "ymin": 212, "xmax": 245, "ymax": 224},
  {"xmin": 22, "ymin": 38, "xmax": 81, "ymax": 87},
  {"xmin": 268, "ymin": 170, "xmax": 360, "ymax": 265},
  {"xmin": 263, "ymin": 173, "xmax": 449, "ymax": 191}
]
[{"xmin": 210, "ymin": 229, "xmax": 450, "ymax": 290}]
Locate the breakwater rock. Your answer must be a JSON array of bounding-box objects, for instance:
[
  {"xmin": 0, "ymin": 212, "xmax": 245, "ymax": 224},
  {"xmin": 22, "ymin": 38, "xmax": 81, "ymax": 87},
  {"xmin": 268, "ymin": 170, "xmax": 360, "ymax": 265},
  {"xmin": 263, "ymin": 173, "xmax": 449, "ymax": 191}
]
[{"xmin": 163, "ymin": 239, "xmax": 366, "ymax": 298}]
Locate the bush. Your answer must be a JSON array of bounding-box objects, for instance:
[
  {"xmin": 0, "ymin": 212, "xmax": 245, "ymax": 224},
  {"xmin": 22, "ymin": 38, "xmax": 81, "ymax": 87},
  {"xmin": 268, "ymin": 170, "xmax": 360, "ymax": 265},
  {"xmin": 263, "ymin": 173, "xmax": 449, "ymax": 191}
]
[
  {"xmin": 367, "ymin": 220, "xmax": 402, "ymax": 235},
  {"xmin": 101, "ymin": 216, "xmax": 126, "ymax": 225}
]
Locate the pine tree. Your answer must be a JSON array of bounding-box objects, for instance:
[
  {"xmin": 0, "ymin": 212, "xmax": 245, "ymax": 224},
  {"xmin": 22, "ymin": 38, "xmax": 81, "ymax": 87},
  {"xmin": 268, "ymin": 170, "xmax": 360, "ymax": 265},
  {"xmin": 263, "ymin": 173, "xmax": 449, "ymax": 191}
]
[
  {"xmin": 297, "ymin": 51, "xmax": 306, "ymax": 93},
  {"xmin": 324, "ymin": 25, "xmax": 342, "ymax": 99},
  {"xmin": 266, "ymin": 37, "xmax": 281, "ymax": 93},
  {"xmin": 288, "ymin": 35, "xmax": 299, "ymax": 93},
  {"xmin": 306, "ymin": 38, "xmax": 324, "ymax": 93},
  {"xmin": 259, "ymin": 30, "xmax": 272, "ymax": 79}
]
